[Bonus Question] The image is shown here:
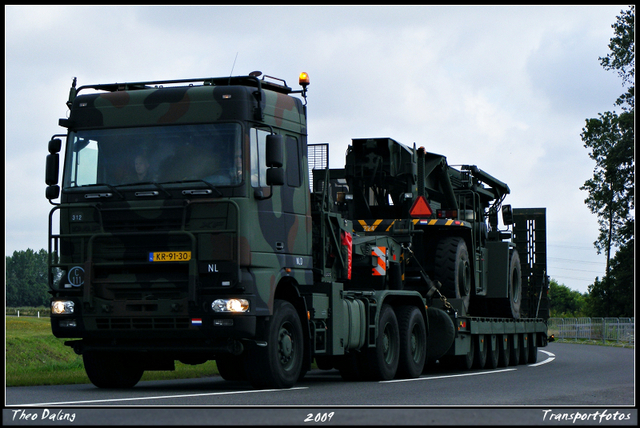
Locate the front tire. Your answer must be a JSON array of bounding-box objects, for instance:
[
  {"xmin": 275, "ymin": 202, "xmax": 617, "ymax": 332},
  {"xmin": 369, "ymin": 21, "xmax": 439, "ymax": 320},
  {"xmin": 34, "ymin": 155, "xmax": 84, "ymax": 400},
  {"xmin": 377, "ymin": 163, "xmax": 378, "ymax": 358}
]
[
  {"xmin": 83, "ymin": 351, "xmax": 144, "ymax": 389},
  {"xmin": 246, "ymin": 300, "xmax": 304, "ymax": 389}
]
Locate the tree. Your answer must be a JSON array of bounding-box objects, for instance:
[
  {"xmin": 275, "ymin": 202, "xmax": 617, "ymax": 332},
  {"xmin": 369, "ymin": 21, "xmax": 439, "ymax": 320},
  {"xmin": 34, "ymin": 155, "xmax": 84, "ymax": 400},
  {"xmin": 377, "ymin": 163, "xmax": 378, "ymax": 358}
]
[
  {"xmin": 585, "ymin": 237, "xmax": 634, "ymax": 317},
  {"xmin": 580, "ymin": 6, "xmax": 634, "ymax": 316},
  {"xmin": 5, "ymin": 249, "xmax": 50, "ymax": 307},
  {"xmin": 548, "ymin": 279, "xmax": 587, "ymax": 317}
]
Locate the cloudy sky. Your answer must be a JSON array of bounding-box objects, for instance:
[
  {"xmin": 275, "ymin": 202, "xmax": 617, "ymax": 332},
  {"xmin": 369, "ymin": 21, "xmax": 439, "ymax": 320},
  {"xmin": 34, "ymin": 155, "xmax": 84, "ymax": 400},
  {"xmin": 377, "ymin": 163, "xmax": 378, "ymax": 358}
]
[{"xmin": 5, "ymin": 5, "xmax": 628, "ymax": 294}]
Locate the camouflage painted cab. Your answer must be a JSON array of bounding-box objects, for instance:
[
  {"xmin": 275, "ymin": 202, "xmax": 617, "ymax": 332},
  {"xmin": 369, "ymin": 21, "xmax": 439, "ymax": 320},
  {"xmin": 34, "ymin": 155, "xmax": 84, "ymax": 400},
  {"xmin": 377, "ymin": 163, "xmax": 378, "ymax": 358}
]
[{"xmin": 47, "ymin": 73, "xmax": 313, "ymax": 388}]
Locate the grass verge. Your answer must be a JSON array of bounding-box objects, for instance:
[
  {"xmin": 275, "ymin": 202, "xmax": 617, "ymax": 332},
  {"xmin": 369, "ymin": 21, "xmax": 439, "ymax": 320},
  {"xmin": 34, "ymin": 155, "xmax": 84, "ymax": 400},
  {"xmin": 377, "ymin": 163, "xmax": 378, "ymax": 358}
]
[{"xmin": 6, "ymin": 316, "xmax": 219, "ymax": 387}]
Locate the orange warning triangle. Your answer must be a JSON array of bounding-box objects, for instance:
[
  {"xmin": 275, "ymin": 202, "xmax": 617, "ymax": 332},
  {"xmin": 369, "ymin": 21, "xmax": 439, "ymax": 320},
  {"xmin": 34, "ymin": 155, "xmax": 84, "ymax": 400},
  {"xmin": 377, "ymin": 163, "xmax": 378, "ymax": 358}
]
[{"xmin": 409, "ymin": 196, "xmax": 433, "ymax": 218}]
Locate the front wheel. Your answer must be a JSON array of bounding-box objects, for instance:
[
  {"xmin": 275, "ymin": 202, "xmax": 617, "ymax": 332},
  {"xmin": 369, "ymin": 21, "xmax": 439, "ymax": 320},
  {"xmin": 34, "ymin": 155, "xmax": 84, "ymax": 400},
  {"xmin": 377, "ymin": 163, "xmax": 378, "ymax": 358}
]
[
  {"xmin": 246, "ymin": 300, "xmax": 304, "ymax": 389},
  {"xmin": 83, "ymin": 351, "xmax": 144, "ymax": 389}
]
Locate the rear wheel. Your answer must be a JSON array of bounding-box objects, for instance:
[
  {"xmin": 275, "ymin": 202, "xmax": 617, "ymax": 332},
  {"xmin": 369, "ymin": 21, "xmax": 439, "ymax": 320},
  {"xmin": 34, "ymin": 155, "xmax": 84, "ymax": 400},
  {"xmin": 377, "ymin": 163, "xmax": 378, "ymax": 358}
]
[
  {"xmin": 364, "ymin": 304, "xmax": 399, "ymax": 380},
  {"xmin": 396, "ymin": 306, "xmax": 427, "ymax": 379},
  {"xmin": 83, "ymin": 351, "xmax": 144, "ymax": 389},
  {"xmin": 246, "ymin": 300, "xmax": 303, "ymax": 389}
]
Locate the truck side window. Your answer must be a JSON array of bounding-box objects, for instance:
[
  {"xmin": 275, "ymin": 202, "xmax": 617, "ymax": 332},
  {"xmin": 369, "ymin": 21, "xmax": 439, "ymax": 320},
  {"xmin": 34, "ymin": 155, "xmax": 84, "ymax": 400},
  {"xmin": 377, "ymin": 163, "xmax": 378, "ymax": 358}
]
[
  {"xmin": 286, "ymin": 136, "xmax": 301, "ymax": 188},
  {"xmin": 250, "ymin": 128, "xmax": 269, "ymax": 188}
]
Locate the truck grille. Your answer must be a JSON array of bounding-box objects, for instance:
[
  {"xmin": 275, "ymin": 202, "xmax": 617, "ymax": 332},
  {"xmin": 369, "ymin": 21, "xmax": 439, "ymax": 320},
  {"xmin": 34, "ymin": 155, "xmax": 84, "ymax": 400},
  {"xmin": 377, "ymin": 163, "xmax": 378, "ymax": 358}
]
[{"xmin": 95, "ymin": 317, "xmax": 190, "ymax": 330}]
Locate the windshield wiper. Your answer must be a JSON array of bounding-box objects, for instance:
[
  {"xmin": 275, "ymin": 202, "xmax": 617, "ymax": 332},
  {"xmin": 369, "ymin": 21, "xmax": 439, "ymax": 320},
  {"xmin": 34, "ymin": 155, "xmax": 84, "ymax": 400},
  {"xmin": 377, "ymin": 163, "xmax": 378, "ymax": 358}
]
[
  {"xmin": 177, "ymin": 180, "xmax": 223, "ymax": 197},
  {"xmin": 80, "ymin": 183, "xmax": 124, "ymax": 198},
  {"xmin": 118, "ymin": 181, "xmax": 172, "ymax": 198}
]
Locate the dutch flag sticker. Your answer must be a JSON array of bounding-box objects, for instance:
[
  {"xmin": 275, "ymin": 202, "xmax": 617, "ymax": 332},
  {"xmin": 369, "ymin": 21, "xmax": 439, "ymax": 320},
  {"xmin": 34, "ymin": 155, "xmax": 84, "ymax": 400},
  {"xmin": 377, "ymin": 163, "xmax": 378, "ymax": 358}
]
[{"xmin": 191, "ymin": 318, "xmax": 202, "ymax": 326}]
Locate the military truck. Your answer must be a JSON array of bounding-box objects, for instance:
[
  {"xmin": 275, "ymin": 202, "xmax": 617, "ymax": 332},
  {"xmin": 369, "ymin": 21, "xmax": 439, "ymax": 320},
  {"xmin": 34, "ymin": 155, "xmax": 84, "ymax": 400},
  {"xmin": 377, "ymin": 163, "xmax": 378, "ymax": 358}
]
[{"xmin": 45, "ymin": 72, "xmax": 549, "ymax": 389}]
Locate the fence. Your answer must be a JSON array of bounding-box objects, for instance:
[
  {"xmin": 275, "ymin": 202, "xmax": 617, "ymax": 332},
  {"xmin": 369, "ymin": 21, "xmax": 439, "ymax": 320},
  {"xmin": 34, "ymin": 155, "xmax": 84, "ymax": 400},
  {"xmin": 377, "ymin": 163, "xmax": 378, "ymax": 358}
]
[{"xmin": 548, "ymin": 317, "xmax": 635, "ymax": 346}]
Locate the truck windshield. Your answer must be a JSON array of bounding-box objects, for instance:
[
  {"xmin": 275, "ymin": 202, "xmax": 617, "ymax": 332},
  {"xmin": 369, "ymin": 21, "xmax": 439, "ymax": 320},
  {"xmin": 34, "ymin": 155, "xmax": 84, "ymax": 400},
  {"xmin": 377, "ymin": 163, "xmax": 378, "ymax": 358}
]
[{"xmin": 63, "ymin": 123, "xmax": 242, "ymax": 188}]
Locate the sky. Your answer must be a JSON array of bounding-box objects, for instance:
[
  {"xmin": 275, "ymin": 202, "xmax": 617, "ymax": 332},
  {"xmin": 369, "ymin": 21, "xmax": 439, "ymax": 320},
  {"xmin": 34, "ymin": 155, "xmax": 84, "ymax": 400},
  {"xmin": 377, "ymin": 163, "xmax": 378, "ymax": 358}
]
[{"xmin": 5, "ymin": 5, "xmax": 630, "ymax": 295}]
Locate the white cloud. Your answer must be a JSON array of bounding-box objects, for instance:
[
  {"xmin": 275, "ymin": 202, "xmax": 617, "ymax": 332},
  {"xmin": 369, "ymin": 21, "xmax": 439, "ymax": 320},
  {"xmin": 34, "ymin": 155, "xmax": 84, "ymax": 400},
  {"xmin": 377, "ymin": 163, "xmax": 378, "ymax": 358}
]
[{"xmin": 4, "ymin": 5, "xmax": 627, "ymax": 293}]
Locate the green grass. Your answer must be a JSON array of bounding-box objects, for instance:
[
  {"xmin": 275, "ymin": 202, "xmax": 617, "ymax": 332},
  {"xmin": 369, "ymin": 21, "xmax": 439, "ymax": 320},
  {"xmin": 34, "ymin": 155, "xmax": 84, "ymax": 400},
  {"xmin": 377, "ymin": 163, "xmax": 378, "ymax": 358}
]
[{"xmin": 6, "ymin": 316, "xmax": 219, "ymax": 387}]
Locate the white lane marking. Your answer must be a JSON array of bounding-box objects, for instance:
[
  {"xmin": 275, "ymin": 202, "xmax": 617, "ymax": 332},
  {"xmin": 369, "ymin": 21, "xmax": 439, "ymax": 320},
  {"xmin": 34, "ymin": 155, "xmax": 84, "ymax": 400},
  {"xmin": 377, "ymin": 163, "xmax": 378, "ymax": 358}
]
[
  {"xmin": 528, "ymin": 350, "xmax": 555, "ymax": 367},
  {"xmin": 19, "ymin": 386, "xmax": 309, "ymax": 407},
  {"xmin": 381, "ymin": 368, "xmax": 517, "ymax": 384}
]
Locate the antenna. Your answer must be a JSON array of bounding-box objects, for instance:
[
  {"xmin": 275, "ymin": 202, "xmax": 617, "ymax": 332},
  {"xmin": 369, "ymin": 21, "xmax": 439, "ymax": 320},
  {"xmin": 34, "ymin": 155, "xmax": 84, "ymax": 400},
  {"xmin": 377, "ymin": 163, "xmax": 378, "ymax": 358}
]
[{"xmin": 229, "ymin": 52, "xmax": 239, "ymax": 83}]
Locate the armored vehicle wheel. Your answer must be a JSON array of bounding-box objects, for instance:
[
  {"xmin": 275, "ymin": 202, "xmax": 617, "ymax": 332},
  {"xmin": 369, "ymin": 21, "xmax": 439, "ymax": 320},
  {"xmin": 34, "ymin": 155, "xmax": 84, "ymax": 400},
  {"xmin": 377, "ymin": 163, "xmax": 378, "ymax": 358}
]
[
  {"xmin": 486, "ymin": 334, "xmax": 499, "ymax": 369},
  {"xmin": 474, "ymin": 334, "xmax": 488, "ymax": 369},
  {"xmin": 364, "ymin": 304, "xmax": 399, "ymax": 380},
  {"xmin": 498, "ymin": 334, "xmax": 511, "ymax": 367},
  {"xmin": 396, "ymin": 305, "xmax": 427, "ymax": 379},
  {"xmin": 246, "ymin": 299, "xmax": 303, "ymax": 389},
  {"xmin": 492, "ymin": 251, "xmax": 522, "ymax": 318},
  {"xmin": 83, "ymin": 351, "xmax": 144, "ymax": 389},
  {"xmin": 435, "ymin": 237, "xmax": 471, "ymax": 313},
  {"xmin": 216, "ymin": 354, "xmax": 247, "ymax": 381}
]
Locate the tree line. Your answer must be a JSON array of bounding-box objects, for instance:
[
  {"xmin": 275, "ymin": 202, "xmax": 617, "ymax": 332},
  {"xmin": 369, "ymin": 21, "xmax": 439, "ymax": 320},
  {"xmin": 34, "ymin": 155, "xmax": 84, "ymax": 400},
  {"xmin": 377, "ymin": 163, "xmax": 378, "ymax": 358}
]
[
  {"xmin": 6, "ymin": 249, "xmax": 50, "ymax": 307},
  {"xmin": 4, "ymin": 247, "xmax": 630, "ymax": 317}
]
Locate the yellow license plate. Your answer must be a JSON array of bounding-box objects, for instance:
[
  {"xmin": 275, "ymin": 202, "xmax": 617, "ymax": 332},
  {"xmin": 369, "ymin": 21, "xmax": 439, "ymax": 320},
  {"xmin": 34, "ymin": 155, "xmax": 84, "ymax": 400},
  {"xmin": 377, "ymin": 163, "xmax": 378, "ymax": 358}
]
[{"xmin": 149, "ymin": 251, "xmax": 191, "ymax": 262}]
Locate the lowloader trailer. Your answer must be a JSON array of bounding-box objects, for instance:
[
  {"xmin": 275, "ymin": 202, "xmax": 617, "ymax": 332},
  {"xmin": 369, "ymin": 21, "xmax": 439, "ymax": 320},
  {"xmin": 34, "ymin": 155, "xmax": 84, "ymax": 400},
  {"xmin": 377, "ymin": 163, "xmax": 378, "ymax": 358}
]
[{"xmin": 45, "ymin": 72, "xmax": 549, "ymax": 389}]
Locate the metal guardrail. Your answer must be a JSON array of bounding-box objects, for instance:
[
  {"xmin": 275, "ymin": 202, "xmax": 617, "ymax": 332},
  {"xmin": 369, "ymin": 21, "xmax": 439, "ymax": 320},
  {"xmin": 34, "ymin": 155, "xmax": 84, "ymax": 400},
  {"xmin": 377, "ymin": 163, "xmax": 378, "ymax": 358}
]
[{"xmin": 548, "ymin": 317, "xmax": 635, "ymax": 345}]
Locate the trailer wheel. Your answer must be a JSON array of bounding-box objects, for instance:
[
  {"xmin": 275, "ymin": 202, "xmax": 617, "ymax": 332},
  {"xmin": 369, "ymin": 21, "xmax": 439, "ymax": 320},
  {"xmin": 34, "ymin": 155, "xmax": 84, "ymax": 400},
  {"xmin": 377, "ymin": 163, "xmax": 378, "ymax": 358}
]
[
  {"xmin": 486, "ymin": 334, "xmax": 499, "ymax": 369},
  {"xmin": 246, "ymin": 299, "xmax": 303, "ymax": 389},
  {"xmin": 528, "ymin": 333, "xmax": 538, "ymax": 364},
  {"xmin": 435, "ymin": 237, "xmax": 471, "ymax": 313},
  {"xmin": 216, "ymin": 354, "xmax": 247, "ymax": 381},
  {"xmin": 83, "ymin": 351, "xmax": 144, "ymax": 389},
  {"xmin": 474, "ymin": 334, "xmax": 488, "ymax": 369},
  {"xmin": 364, "ymin": 304, "xmax": 399, "ymax": 380},
  {"xmin": 396, "ymin": 306, "xmax": 427, "ymax": 379},
  {"xmin": 457, "ymin": 336, "xmax": 475, "ymax": 370},
  {"xmin": 519, "ymin": 333, "xmax": 529, "ymax": 364},
  {"xmin": 498, "ymin": 334, "xmax": 511, "ymax": 367},
  {"xmin": 509, "ymin": 334, "xmax": 520, "ymax": 366}
]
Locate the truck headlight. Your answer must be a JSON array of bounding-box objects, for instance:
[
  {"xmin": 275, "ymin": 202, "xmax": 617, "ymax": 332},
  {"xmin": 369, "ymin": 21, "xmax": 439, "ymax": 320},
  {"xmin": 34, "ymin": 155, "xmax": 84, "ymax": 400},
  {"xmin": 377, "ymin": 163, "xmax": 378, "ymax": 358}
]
[
  {"xmin": 52, "ymin": 300, "xmax": 75, "ymax": 315},
  {"xmin": 212, "ymin": 299, "xmax": 249, "ymax": 313}
]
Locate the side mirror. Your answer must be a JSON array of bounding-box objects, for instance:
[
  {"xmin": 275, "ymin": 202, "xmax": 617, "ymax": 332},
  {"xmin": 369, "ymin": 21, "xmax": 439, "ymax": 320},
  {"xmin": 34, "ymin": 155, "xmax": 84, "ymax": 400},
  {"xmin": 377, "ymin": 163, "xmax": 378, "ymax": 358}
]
[
  {"xmin": 266, "ymin": 167, "xmax": 285, "ymax": 186},
  {"xmin": 46, "ymin": 153, "xmax": 60, "ymax": 186},
  {"xmin": 265, "ymin": 134, "xmax": 283, "ymax": 168},
  {"xmin": 46, "ymin": 185, "xmax": 60, "ymax": 200},
  {"xmin": 49, "ymin": 138, "xmax": 62, "ymax": 154}
]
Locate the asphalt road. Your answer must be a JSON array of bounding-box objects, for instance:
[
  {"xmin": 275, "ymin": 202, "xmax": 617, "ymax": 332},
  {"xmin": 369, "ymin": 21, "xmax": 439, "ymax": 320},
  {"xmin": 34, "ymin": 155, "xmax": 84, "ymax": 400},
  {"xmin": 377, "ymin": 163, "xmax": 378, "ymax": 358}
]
[{"xmin": 4, "ymin": 343, "xmax": 636, "ymax": 426}]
